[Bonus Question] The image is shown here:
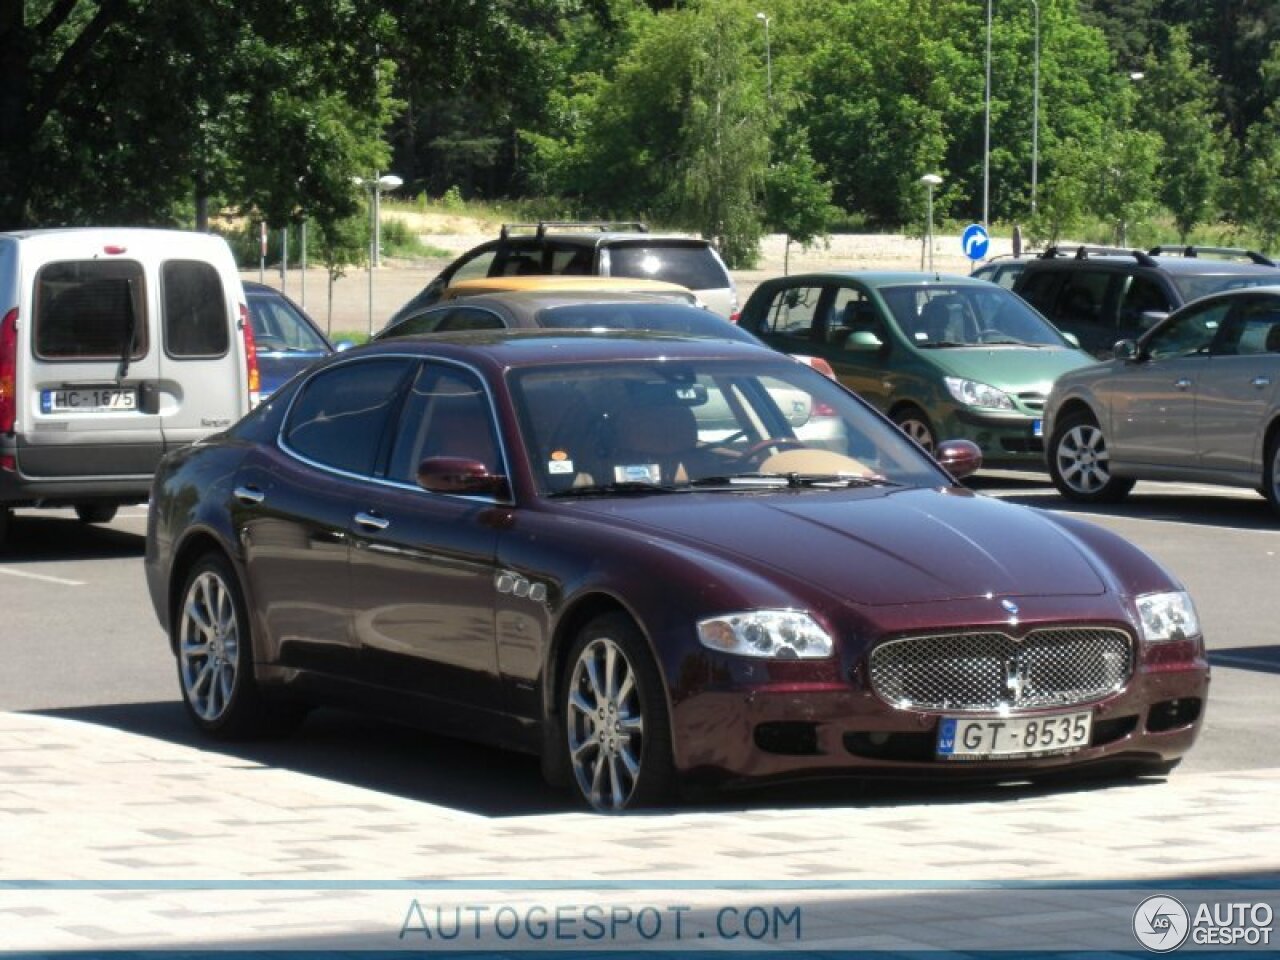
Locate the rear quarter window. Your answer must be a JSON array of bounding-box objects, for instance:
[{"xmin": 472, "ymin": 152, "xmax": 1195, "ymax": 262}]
[
  {"xmin": 34, "ymin": 260, "xmax": 147, "ymax": 360},
  {"xmin": 606, "ymin": 244, "xmax": 730, "ymax": 290},
  {"xmin": 163, "ymin": 260, "xmax": 229, "ymax": 357}
]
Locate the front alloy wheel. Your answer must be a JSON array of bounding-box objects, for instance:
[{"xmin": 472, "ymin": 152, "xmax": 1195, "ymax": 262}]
[
  {"xmin": 891, "ymin": 407, "xmax": 936, "ymax": 454},
  {"xmin": 563, "ymin": 616, "xmax": 672, "ymax": 811},
  {"xmin": 1048, "ymin": 413, "xmax": 1135, "ymax": 503}
]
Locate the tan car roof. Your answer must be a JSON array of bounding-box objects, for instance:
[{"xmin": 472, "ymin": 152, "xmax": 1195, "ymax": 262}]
[{"xmin": 441, "ymin": 275, "xmax": 698, "ymax": 302}]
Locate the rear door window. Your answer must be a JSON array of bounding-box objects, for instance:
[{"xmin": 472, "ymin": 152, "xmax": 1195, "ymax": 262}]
[
  {"xmin": 34, "ymin": 260, "xmax": 147, "ymax": 360},
  {"xmin": 163, "ymin": 260, "xmax": 229, "ymax": 357},
  {"xmin": 760, "ymin": 284, "xmax": 826, "ymax": 342},
  {"xmin": 285, "ymin": 358, "xmax": 414, "ymax": 476},
  {"xmin": 605, "ymin": 243, "xmax": 730, "ymax": 290}
]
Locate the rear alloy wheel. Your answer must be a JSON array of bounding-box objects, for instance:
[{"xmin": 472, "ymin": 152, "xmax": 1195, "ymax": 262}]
[
  {"xmin": 562, "ymin": 614, "xmax": 673, "ymax": 812},
  {"xmin": 1048, "ymin": 411, "xmax": 1135, "ymax": 503},
  {"xmin": 891, "ymin": 407, "xmax": 937, "ymax": 454},
  {"xmin": 175, "ymin": 553, "xmax": 300, "ymax": 738},
  {"xmin": 75, "ymin": 503, "xmax": 118, "ymax": 524}
]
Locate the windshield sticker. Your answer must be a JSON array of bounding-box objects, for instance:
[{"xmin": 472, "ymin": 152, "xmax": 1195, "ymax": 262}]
[{"xmin": 614, "ymin": 463, "xmax": 661, "ymax": 483}]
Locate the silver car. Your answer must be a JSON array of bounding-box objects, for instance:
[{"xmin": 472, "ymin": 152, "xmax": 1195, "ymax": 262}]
[{"xmin": 1043, "ymin": 286, "xmax": 1280, "ymax": 512}]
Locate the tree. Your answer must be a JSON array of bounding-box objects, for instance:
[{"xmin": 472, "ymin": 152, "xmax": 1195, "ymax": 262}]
[
  {"xmin": 0, "ymin": 2, "xmax": 395, "ymax": 235},
  {"xmin": 1138, "ymin": 26, "xmax": 1226, "ymax": 241},
  {"xmin": 1237, "ymin": 44, "xmax": 1280, "ymax": 251},
  {"xmin": 764, "ymin": 128, "xmax": 836, "ymax": 274}
]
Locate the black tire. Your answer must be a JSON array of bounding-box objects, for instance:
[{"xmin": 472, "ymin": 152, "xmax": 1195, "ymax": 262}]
[
  {"xmin": 173, "ymin": 552, "xmax": 303, "ymax": 739},
  {"xmin": 559, "ymin": 612, "xmax": 674, "ymax": 812},
  {"xmin": 1047, "ymin": 410, "xmax": 1135, "ymax": 503},
  {"xmin": 75, "ymin": 503, "xmax": 118, "ymax": 524},
  {"xmin": 891, "ymin": 405, "xmax": 937, "ymax": 455},
  {"xmin": 0, "ymin": 506, "xmax": 10, "ymax": 546},
  {"xmin": 1264, "ymin": 430, "xmax": 1280, "ymax": 516}
]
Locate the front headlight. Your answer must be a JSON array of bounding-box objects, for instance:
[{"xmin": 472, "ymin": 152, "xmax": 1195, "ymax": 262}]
[
  {"xmin": 944, "ymin": 376, "xmax": 1015, "ymax": 411},
  {"xmin": 697, "ymin": 610, "xmax": 833, "ymax": 659},
  {"xmin": 1136, "ymin": 590, "xmax": 1200, "ymax": 643}
]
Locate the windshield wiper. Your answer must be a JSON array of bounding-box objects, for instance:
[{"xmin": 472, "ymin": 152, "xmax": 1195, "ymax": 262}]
[
  {"xmin": 117, "ymin": 278, "xmax": 137, "ymax": 380},
  {"xmin": 916, "ymin": 340, "xmax": 966, "ymax": 349},
  {"xmin": 686, "ymin": 473, "xmax": 898, "ymax": 490},
  {"xmin": 548, "ymin": 480, "xmax": 679, "ymax": 498}
]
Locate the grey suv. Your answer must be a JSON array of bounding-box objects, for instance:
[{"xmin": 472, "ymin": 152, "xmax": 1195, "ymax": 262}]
[
  {"xmin": 1013, "ymin": 245, "xmax": 1280, "ymax": 358},
  {"xmin": 389, "ymin": 221, "xmax": 737, "ymax": 325},
  {"xmin": 1043, "ymin": 285, "xmax": 1280, "ymax": 513}
]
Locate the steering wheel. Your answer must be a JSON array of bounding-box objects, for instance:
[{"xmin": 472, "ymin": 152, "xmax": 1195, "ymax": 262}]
[{"xmin": 739, "ymin": 436, "xmax": 807, "ymax": 467}]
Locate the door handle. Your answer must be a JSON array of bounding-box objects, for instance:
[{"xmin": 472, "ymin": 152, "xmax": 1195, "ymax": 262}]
[
  {"xmin": 354, "ymin": 511, "xmax": 390, "ymax": 531},
  {"xmin": 1173, "ymin": 378, "xmax": 1192, "ymax": 391},
  {"xmin": 233, "ymin": 485, "xmax": 265, "ymax": 505},
  {"xmin": 1253, "ymin": 376, "xmax": 1272, "ymax": 388}
]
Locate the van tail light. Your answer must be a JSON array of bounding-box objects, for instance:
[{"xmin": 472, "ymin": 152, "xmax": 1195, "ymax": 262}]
[
  {"xmin": 729, "ymin": 310, "xmax": 741, "ymax": 325},
  {"xmin": 239, "ymin": 303, "xmax": 261, "ymax": 407},
  {"xmin": 0, "ymin": 307, "xmax": 17, "ymax": 434}
]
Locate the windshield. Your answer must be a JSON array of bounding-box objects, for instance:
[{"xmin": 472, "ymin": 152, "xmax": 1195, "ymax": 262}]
[
  {"xmin": 1172, "ymin": 273, "xmax": 1280, "ymax": 302},
  {"xmin": 248, "ymin": 293, "xmax": 329, "ymax": 353},
  {"xmin": 880, "ymin": 284, "xmax": 1069, "ymax": 348},
  {"xmin": 509, "ymin": 357, "xmax": 944, "ymax": 496},
  {"xmin": 536, "ymin": 302, "xmax": 759, "ymax": 344}
]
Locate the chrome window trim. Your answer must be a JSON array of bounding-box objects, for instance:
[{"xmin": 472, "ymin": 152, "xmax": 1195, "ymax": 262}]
[{"xmin": 276, "ymin": 351, "xmax": 517, "ymax": 507}]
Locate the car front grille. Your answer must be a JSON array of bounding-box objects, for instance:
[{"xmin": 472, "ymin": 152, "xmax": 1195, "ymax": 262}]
[{"xmin": 868, "ymin": 627, "xmax": 1133, "ymax": 711}]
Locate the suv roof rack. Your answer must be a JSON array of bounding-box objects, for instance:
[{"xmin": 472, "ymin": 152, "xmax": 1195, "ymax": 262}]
[
  {"xmin": 500, "ymin": 221, "xmax": 649, "ymax": 240},
  {"xmin": 1039, "ymin": 245, "xmax": 1158, "ymax": 267},
  {"xmin": 1147, "ymin": 245, "xmax": 1276, "ymax": 267}
]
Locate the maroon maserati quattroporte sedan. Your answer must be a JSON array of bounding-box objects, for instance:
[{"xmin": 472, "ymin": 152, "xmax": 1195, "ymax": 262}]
[{"xmin": 144, "ymin": 330, "xmax": 1209, "ymax": 811}]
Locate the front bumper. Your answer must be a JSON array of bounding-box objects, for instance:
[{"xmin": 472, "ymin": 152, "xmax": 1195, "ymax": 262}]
[
  {"xmin": 670, "ymin": 643, "xmax": 1209, "ymax": 787},
  {"xmin": 942, "ymin": 408, "xmax": 1044, "ymax": 464}
]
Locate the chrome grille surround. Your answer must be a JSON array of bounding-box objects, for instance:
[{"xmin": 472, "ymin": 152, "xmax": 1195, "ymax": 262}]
[{"xmin": 868, "ymin": 626, "xmax": 1133, "ymax": 712}]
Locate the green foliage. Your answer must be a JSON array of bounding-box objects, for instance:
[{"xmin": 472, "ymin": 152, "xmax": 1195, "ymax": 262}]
[
  {"xmin": 1237, "ymin": 45, "xmax": 1280, "ymax": 251},
  {"xmin": 764, "ymin": 128, "xmax": 836, "ymax": 248},
  {"xmin": 1139, "ymin": 27, "xmax": 1226, "ymax": 241}
]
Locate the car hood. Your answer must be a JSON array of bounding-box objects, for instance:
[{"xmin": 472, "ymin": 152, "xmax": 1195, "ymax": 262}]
[
  {"xmin": 925, "ymin": 346, "xmax": 1093, "ymax": 392},
  {"xmin": 570, "ymin": 487, "xmax": 1107, "ymax": 606}
]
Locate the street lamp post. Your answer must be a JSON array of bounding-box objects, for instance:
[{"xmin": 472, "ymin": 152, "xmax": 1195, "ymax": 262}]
[
  {"xmin": 755, "ymin": 12, "xmax": 772, "ymax": 101},
  {"xmin": 983, "ymin": 0, "xmax": 992, "ymax": 228},
  {"xmin": 1029, "ymin": 0, "xmax": 1039, "ymax": 217},
  {"xmin": 354, "ymin": 173, "xmax": 403, "ymax": 336},
  {"xmin": 921, "ymin": 174, "xmax": 943, "ymax": 273}
]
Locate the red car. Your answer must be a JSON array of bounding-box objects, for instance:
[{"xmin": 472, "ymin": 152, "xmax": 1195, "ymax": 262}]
[{"xmin": 144, "ymin": 330, "xmax": 1209, "ymax": 811}]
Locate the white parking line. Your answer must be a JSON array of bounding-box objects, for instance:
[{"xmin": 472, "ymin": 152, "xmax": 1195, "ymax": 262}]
[{"xmin": 0, "ymin": 568, "xmax": 85, "ymax": 586}]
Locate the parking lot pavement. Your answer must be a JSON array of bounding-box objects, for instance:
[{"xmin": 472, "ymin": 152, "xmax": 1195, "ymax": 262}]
[{"xmin": 3, "ymin": 709, "xmax": 1278, "ymax": 952}]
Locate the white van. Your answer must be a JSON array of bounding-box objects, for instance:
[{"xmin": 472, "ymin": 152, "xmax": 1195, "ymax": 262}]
[{"xmin": 0, "ymin": 228, "xmax": 259, "ymax": 542}]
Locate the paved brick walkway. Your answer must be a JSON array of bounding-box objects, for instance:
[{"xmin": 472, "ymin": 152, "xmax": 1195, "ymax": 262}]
[{"xmin": 2, "ymin": 711, "xmax": 1277, "ymax": 953}]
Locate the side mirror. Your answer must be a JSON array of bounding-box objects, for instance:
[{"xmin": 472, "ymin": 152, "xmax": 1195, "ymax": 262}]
[
  {"xmin": 1113, "ymin": 339, "xmax": 1140, "ymax": 362},
  {"xmin": 933, "ymin": 439, "xmax": 983, "ymax": 481},
  {"xmin": 845, "ymin": 330, "xmax": 883, "ymax": 352},
  {"xmin": 333, "ymin": 339, "xmax": 356, "ymax": 352},
  {"xmin": 1061, "ymin": 331, "xmax": 1081, "ymax": 349},
  {"xmin": 417, "ymin": 457, "xmax": 509, "ymax": 498}
]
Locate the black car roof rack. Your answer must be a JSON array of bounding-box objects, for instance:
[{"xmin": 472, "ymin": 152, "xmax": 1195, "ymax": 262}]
[
  {"xmin": 1148, "ymin": 245, "xmax": 1276, "ymax": 266},
  {"xmin": 500, "ymin": 221, "xmax": 650, "ymax": 240},
  {"xmin": 1039, "ymin": 245, "xmax": 1157, "ymax": 267}
]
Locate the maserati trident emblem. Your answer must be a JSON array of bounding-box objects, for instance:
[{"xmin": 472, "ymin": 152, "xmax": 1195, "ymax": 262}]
[
  {"xmin": 1004, "ymin": 655, "xmax": 1027, "ymax": 702},
  {"xmin": 1000, "ymin": 598, "xmax": 1019, "ymax": 616}
]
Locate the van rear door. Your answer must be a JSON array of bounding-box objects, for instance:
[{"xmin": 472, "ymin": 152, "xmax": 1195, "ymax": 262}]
[
  {"xmin": 20, "ymin": 251, "xmax": 166, "ymax": 479},
  {"xmin": 155, "ymin": 258, "xmax": 249, "ymax": 450}
]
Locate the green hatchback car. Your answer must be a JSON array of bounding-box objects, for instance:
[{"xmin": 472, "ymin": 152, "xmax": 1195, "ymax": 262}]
[{"xmin": 741, "ymin": 271, "xmax": 1096, "ymax": 465}]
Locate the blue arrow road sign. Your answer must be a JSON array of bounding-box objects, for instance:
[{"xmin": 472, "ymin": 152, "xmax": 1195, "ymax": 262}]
[{"xmin": 962, "ymin": 223, "xmax": 990, "ymax": 261}]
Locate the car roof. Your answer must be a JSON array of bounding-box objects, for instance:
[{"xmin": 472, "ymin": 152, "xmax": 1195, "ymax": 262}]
[
  {"xmin": 442, "ymin": 276, "xmax": 694, "ymax": 299},
  {"xmin": 353, "ymin": 328, "xmax": 774, "ymax": 370},
  {"xmin": 1025, "ymin": 251, "xmax": 1280, "ymax": 277},
  {"xmin": 759, "ymin": 270, "xmax": 998, "ymax": 288}
]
